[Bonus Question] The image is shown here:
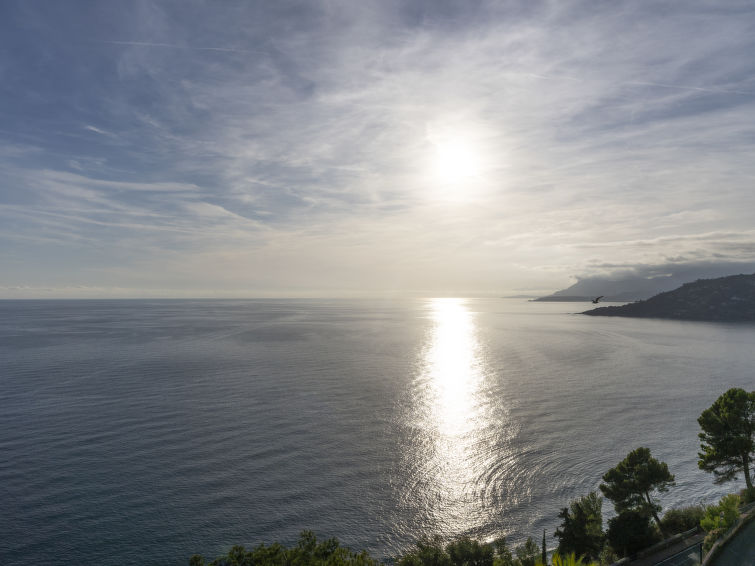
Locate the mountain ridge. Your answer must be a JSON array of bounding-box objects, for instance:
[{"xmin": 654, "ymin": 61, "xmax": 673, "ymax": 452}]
[{"xmin": 582, "ymin": 273, "xmax": 755, "ymax": 321}]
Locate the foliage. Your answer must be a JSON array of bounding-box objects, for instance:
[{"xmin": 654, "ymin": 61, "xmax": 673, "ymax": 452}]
[
  {"xmin": 446, "ymin": 537, "xmax": 494, "ymax": 566},
  {"xmin": 599, "ymin": 447, "xmax": 675, "ymax": 534},
  {"xmin": 743, "ymin": 487, "xmax": 755, "ymax": 504},
  {"xmin": 700, "ymin": 493, "xmax": 740, "ymax": 533},
  {"xmin": 541, "ymin": 530, "xmax": 546, "ymax": 566},
  {"xmin": 398, "ymin": 536, "xmax": 451, "ymax": 566},
  {"xmin": 597, "ymin": 544, "xmax": 618, "ymax": 566},
  {"xmin": 491, "ymin": 538, "xmax": 514, "ymax": 566},
  {"xmin": 702, "ymin": 528, "xmax": 723, "ymax": 555},
  {"xmin": 606, "ymin": 510, "xmax": 659, "ymax": 558},
  {"xmin": 553, "ymin": 491, "xmax": 605, "ymax": 561},
  {"xmin": 189, "ymin": 531, "xmax": 380, "ymax": 566},
  {"xmin": 698, "ymin": 388, "xmax": 755, "ymax": 491},
  {"xmin": 549, "ymin": 552, "xmax": 598, "ymax": 566},
  {"xmin": 513, "ymin": 537, "xmax": 540, "ymax": 566},
  {"xmin": 700, "ymin": 493, "xmax": 746, "ymax": 554},
  {"xmin": 398, "ymin": 535, "xmax": 520, "ymax": 566},
  {"xmin": 659, "ymin": 505, "xmax": 705, "ymax": 535}
]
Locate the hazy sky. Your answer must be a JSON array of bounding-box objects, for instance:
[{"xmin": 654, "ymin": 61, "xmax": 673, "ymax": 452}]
[{"xmin": 2, "ymin": 1, "xmax": 755, "ymax": 298}]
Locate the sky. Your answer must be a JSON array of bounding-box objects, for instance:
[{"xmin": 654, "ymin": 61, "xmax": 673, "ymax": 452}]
[{"xmin": 1, "ymin": 0, "xmax": 755, "ymax": 298}]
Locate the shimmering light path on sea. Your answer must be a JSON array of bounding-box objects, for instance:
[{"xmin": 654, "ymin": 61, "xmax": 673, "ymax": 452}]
[{"xmin": 2, "ymin": 298, "xmax": 754, "ymax": 565}]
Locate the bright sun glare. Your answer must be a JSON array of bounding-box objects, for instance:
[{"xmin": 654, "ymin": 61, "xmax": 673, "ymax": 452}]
[
  {"xmin": 432, "ymin": 138, "xmax": 483, "ymax": 185},
  {"xmin": 423, "ymin": 121, "xmax": 492, "ymax": 200}
]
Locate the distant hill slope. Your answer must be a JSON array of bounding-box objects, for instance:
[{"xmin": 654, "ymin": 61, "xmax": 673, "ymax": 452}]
[
  {"xmin": 534, "ymin": 275, "xmax": 684, "ymax": 302},
  {"xmin": 535, "ymin": 262, "xmax": 755, "ymax": 302},
  {"xmin": 582, "ymin": 273, "xmax": 755, "ymax": 321}
]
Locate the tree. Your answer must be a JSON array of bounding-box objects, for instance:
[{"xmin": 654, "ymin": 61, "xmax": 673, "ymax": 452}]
[
  {"xmin": 599, "ymin": 447, "xmax": 675, "ymax": 535},
  {"xmin": 446, "ymin": 537, "xmax": 494, "ymax": 566},
  {"xmin": 698, "ymin": 387, "xmax": 755, "ymax": 491},
  {"xmin": 553, "ymin": 492, "xmax": 604, "ymax": 561},
  {"xmin": 541, "ymin": 530, "xmax": 546, "ymax": 566},
  {"xmin": 492, "ymin": 537, "xmax": 514, "ymax": 566},
  {"xmin": 513, "ymin": 537, "xmax": 540, "ymax": 566},
  {"xmin": 606, "ymin": 511, "xmax": 658, "ymax": 558},
  {"xmin": 191, "ymin": 531, "xmax": 381, "ymax": 566},
  {"xmin": 398, "ymin": 536, "xmax": 451, "ymax": 566}
]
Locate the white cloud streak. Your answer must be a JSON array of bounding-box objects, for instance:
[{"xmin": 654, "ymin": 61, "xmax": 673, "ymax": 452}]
[{"xmin": 2, "ymin": 0, "xmax": 755, "ymax": 296}]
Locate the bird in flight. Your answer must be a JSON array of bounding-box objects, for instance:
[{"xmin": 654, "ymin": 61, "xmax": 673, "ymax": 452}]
[{"xmin": 592, "ymin": 296, "xmax": 604, "ymax": 304}]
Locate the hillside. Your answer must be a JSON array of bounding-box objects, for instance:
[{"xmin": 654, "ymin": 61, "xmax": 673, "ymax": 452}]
[
  {"xmin": 534, "ymin": 276, "xmax": 676, "ymax": 302},
  {"xmin": 535, "ymin": 262, "xmax": 755, "ymax": 302},
  {"xmin": 582, "ymin": 273, "xmax": 755, "ymax": 321}
]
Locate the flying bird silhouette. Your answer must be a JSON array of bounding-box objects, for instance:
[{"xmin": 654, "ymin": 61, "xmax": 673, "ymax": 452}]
[{"xmin": 592, "ymin": 296, "xmax": 604, "ymax": 304}]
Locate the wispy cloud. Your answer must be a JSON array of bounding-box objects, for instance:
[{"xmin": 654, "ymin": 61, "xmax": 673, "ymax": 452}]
[
  {"xmin": 93, "ymin": 40, "xmax": 265, "ymax": 55},
  {"xmin": 1, "ymin": 0, "xmax": 755, "ymax": 296}
]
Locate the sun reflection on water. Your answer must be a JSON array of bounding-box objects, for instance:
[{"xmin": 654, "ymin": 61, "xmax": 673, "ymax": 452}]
[
  {"xmin": 411, "ymin": 297, "xmax": 490, "ymax": 532},
  {"xmin": 425, "ymin": 298, "xmax": 483, "ymax": 438}
]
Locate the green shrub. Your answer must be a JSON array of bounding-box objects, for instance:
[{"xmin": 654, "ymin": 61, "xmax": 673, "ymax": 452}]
[
  {"xmin": 597, "ymin": 545, "xmax": 618, "ymax": 565},
  {"xmin": 191, "ymin": 531, "xmax": 380, "ymax": 566},
  {"xmin": 700, "ymin": 494, "xmax": 740, "ymax": 532},
  {"xmin": 702, "ymin": 528, "xmax": 723, "ymax": 555},
  {"xmin": 660, "ymin": 505, "xmax": 705, "ymax": 535},
  {"xmin": 548, "ymin": 553, "xmax": 598, "ymax": 566},
  {"xmin": 513, "ymin": 537, "xmax": 540, "ymax": 566},
  {"xmin": 606, "ymin": 510, "xmax": 659, "ymax": 558},
  {"xmin": 446, "ymin": 536, "xmax": 495, "ymax": 566},
  {"xmin": 398, "ymin": 536, "xmax": 451, "ymax": 566}
]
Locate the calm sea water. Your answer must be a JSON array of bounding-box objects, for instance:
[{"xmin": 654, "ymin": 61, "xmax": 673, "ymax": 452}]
[{"xmin": 1, "ymin": 298, "xmax": 753, "ymax": 565}]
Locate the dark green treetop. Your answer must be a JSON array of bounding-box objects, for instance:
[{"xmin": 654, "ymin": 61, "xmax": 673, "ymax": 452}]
[
  {"xmin": 553, "ymin": 491, "xmax": 604, "ymax": 561},
  {"xmin": 189, "ymin": 531, "xmax": 380, "ymax": 566},
  {"xmin": 599, "ymin": 447, "xmax": 675, "ymax": 536},
  {"xmin": 398, "ymin": 536, "xmax": 452, "ymax": 566},
  {"xmin": 446, "ymin": 537, "xmax": 495, "ymax": 566},
  {"xmin": 513, "ymin": 537, "xmax": 540, "ymax": 566},
  {"xmin": 606, "ymin": 510, "xmax": 658, "ymax": 558},
  {"xmin": 697, "ymin": 387, "xmax": 755, "ymax": 491},
  {"xmin": 398, "ymin": 535, "xmax": 518, "ymax": 566}
]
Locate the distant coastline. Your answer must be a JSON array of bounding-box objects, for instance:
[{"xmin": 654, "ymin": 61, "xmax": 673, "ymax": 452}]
[{"xmin": 582, "ymin": 273, "xmax": 755, "ymax": 321}]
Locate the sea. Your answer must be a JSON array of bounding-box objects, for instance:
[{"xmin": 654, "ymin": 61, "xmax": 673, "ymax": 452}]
[{"xmin": 1, "ymin": 298, "xmax": 753, "ymax": 565}]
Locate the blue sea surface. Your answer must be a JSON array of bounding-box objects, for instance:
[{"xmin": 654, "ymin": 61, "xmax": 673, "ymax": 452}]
[{"xmin": 1, "ymin": 298, "xmax": 753, "ymax": 565}]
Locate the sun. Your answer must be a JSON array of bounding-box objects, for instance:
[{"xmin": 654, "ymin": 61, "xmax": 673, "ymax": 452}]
[
  {"xmin": 422, "ymin": 122, "xmax": 491, "ymax": 200},
  {"xmin": 432, "ymin": 138, "xmax": 483, "ymax": 184}
]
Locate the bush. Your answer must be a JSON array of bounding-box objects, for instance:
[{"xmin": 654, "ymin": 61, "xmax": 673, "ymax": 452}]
[
  {"xmin": 446, "ymin": 537, "xmax": 494, "ymax": 566},
  {"xmin": 700, "ymin": 494, "xmax": 740, "ymax": 532},
  {"xmin": 398, "ymin": 536, "xmax": 451, "ymax": 566},
  {"xmin": 399, "ymin": 535, "xmax": 519, "ymax": 566},
  {"xmin": 702, "ymin": 528, "xmax": 723, "ymax": 555},
  {"xmin": 606, "ymin": 510, "xmax": 660, "ymax": 558},
  {"xmin": 597, "ymin": 545, "xmax": 618, "ymax": 565},
  {"xmin": 742, "ymin": 487, "xmax": 755, "ymax": 504},
  {"xmin": 659, "ymin": 505, "xmax": 705, "ymax": 535},
  {"xmin": 190, "ymin": 532, "xmax": 380, "ymax": 566},
  {"xmin": 549, "ymin": 553, "xmax": 598, "ymax": 566},
  {"xmin": 513, "ymin": 537, "xmax": 540, "ymax": 566}
]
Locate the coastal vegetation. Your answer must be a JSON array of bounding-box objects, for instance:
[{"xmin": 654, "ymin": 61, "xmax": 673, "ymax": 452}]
[
  {"xmin": 697, "ymin": 387, "xmax": 755, "ymax": 492},
  {"xmin": 599, "ymin": 447, "xmax": 675, "ymax": 536},
  {"xmin": 553, "ymin": 492, "xmax": 604, "ymax": 561},
  {"xmin": 190, "ymin": 387, "xmax": 755, "ymax": 565}
]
